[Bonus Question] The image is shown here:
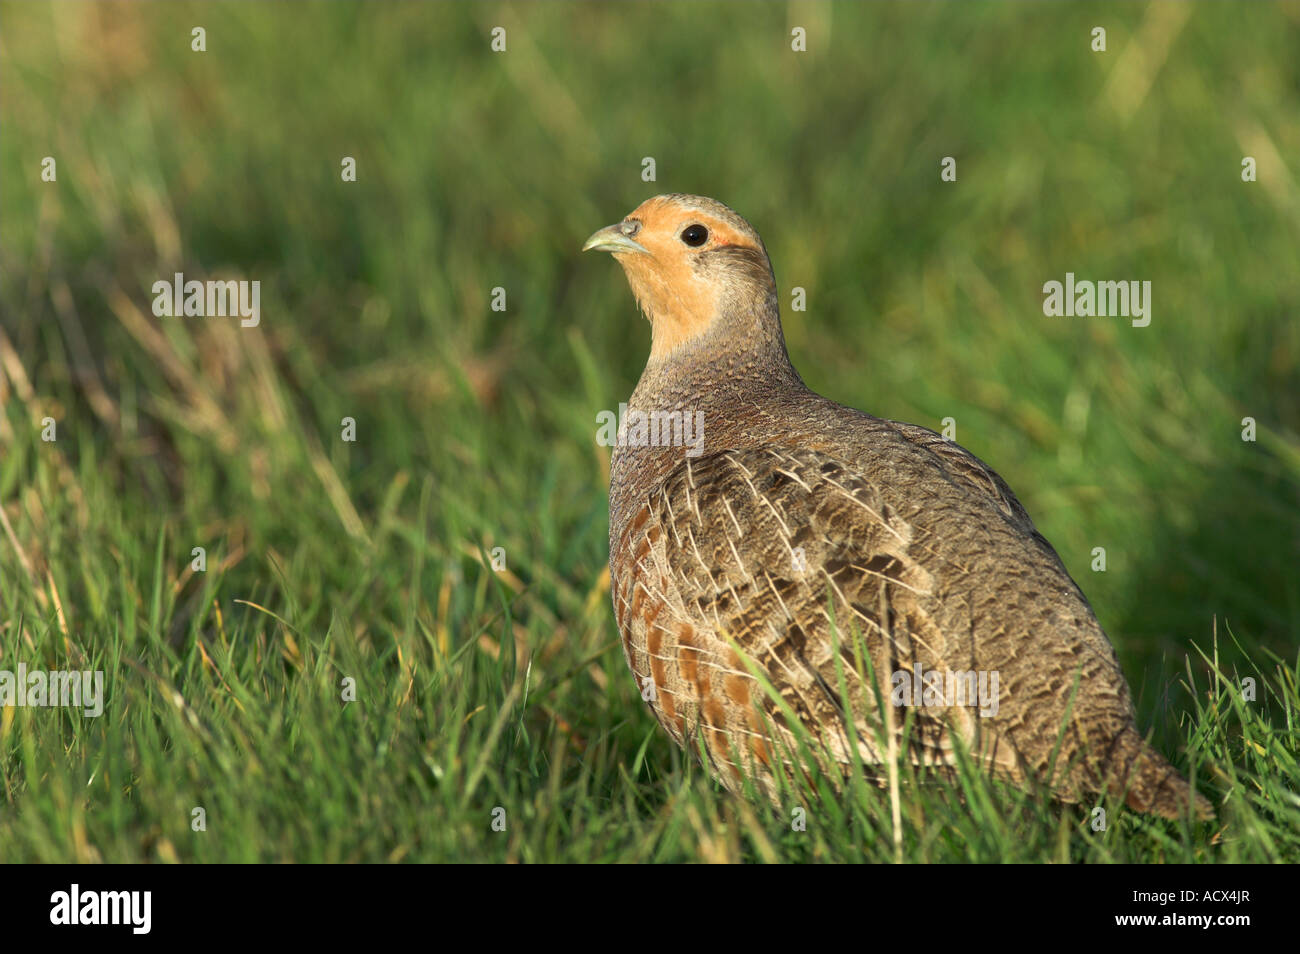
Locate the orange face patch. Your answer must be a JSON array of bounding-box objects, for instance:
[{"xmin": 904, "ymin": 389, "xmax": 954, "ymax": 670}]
[{"xmin": 611, "ymin": 197, "xmax": 763, "ymax": 361}]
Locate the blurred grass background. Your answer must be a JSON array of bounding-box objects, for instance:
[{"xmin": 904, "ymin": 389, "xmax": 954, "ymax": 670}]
[{"xmin": 1, "ymin": 0, "xmax": 1298, "ymax": 862}]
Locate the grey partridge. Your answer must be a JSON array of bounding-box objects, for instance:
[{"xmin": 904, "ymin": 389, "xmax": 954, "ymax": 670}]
[{"xmin": 584, "ymin": 194, "xmax": 1211, "ymax": 820}]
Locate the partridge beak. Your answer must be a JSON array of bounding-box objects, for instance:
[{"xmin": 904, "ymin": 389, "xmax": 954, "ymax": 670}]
[{"xmin": 582, "ymin": 223, "xmax": 649, "ymax": 255}]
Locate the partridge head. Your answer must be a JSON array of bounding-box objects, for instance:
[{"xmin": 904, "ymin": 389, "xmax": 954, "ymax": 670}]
[{"xmin": 582, "ymin": 194, "xmax": 786, "ymax": 366}]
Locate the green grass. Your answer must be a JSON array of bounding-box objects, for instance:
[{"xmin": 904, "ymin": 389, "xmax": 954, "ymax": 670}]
[{"xmin": 1, "ymin": 0, "xmax": 1298, "ymax": 862}]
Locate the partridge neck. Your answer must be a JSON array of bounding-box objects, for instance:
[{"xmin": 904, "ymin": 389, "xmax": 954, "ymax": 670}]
[{"xmin": 608, "ymin": 300, "xmax": 807, "ymax": 550}]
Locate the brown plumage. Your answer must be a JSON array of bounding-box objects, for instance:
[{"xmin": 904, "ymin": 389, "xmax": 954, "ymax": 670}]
[{"xmin": 584, "ymin": 194, "xmax": 1212, "ymax": 820}]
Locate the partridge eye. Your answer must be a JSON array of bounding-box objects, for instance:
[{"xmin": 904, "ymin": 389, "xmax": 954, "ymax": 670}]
[{"xmin": 680, "ymin": 224, "xmax": 709, "ymax": 247}]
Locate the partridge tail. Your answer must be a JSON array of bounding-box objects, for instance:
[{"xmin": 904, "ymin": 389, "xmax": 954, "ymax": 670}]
[{"xmin": 1111, "ymin": 728, "xmax": 1214, "ymax": 820}]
